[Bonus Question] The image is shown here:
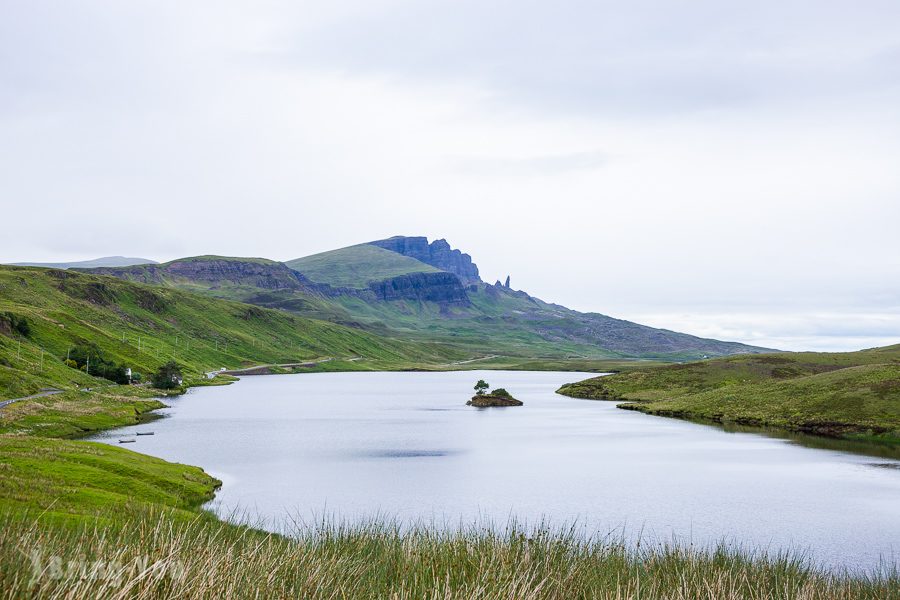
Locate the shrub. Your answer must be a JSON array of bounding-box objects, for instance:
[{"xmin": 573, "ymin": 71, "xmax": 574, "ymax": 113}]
[
  {"xmin": 151, "ymin": 361, "xmax": 183, "ymax": 389},
  {"xmin": 0, "ymin": 312, "xmax": 30, "ymax": 337},
  {"xmin": 65, "ymin": 343, "xmax": 130, "ymax": 384}
]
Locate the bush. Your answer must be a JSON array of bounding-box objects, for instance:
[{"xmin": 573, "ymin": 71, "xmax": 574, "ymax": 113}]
[
  {"xmin": 492, "ymin": 388, "xmax": 512, "ymax": 398},
  {"xmin": 65, "ymin": 343, "xmax": 130, "ymax": 384},
  {"xmin": 151, "ymin": 361, "xmax": 183, "ymax": 389},
  {"xmin": 0, "ymin": 312, "xmax": 30, "ymax": 337}
]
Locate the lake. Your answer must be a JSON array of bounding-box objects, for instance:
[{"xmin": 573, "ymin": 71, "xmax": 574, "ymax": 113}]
[{"xmin": 91, "ymin": 370, "xmax": 900, "ymax": 572}]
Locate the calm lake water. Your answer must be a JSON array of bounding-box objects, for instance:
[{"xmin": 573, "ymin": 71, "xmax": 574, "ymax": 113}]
[{"xmin": 91, "ymin": 371, "xmax": 900, "ymax": 572}]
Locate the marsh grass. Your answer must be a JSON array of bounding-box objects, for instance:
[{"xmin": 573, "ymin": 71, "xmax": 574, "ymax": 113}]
[{"xmin": 1, "ymin": 508, "xmax": 896, "ymax": 599}]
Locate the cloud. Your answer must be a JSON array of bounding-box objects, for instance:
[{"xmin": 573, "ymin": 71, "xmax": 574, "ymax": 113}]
[
  {"xmin": 624, "ymin": 312, "xmax": 900, "ymax": 352},
  {"xmin": 0, "ymin": 1, "xmax": 898, "ymax": 351},
  {"xmin": 276, "ymin": 0, "xmax": 900, "ymax": 115},
  {"xmin": 455, "ymin": 150, "xmax": 608, "ymax": 176}
]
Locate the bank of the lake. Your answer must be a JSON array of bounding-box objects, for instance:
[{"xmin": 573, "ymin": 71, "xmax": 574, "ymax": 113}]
[
  {"xmin": 558, "ymin": 346, "xmax": 900, "ymax": 445},
  {"xmin": 2, "ymin": 369, "xmax": 899, "ymax": 598},
  {"xmin": 88, "ymin": 370, "xmax": 900, "ymax": 574}
]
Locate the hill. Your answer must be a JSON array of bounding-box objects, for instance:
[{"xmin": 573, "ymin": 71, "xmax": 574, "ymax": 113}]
[
  {"xmin": 83, "ymin": 236, "xmax": 771, "ymax": 360},
  {"xmin": 557, "ymin": 346, "xmax": 900, "ymax": 443},
  {"xmin": 0, "ymin": 265, "xmax": 464, "ymax": 405},
  {"xmin": 10, "ymin": 256, "xmax": 157, "ymax": 269},
  {"xmin": 285, "ymin": 243, "xmax": 440, "ymax": 288}
]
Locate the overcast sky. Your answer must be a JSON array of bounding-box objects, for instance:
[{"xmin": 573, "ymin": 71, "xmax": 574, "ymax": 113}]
[{"xmin": 2, "ymin": 0, "xmax": 899, "ymax": 351}]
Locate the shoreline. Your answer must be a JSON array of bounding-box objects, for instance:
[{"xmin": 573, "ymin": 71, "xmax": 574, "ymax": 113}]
[{"xmin": 3, "ymin": 368, "xmax": 899, "ymax": 596}]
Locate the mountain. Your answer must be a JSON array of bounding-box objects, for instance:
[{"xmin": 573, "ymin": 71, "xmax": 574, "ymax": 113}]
[
  {"xmin": 81, "ymin": 256, "xmax": 348, "ymax": 324},
  {"xmin": 286, "ymin": 244, "xmax": 441, "ymax": 288},
  {"xmin": 80, "ymin": 236, "xmax": 772, "ymax": 360},
  {"xmin": 10, "ymin": 256, "xmax": 157, "ymax": 269}
]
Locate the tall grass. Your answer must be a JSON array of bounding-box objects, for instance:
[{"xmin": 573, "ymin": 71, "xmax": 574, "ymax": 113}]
[{"xmin": 2, "ymin": 508, "xmax": 896, "ymax": 599}]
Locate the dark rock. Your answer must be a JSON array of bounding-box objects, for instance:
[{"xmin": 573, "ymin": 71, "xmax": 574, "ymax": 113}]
[
  {"xmin": 368, "ymin": 272, "xmax": 470, "ymax": 305},
  {"xmin": 369, "ymin": 236, "xmax": 481, "ymax": 282},
  {"xmin": 84, "ymin": 258, "xmax": 308, "ymax": 292}
]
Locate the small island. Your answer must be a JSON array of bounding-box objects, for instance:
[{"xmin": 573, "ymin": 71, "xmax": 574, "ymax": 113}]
[{"xmin": 467, "ymin": 380, "xmax": 523, "ymax": 407}]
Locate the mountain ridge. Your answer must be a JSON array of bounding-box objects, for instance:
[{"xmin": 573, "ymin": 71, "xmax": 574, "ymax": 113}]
[
  {"xmin": 10, "ymin": 256, "xmax": 157, "ymax": 269},
  {"xmin": 77, "ymin": 236, "xmax": 774, "ymax": 359}
]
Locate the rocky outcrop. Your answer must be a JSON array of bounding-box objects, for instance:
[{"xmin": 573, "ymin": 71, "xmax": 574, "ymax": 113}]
[
  {"xmin": 83, "ymin": 258, "xmax": 309, "ymax": 291},
  {"xmin": 369, "ymin": 236, "xmax": 481, "ymax": 282},
  {"xmin": 164, "ymin": 259, "xmax": 304, "ymax": 290},
  {"xmin": 368, "ymin": 272, "xmax": 470, "ymax": 305},
  {"xmin": 467, "ymin": 394, "xmax": 523, "ymax": 407}
]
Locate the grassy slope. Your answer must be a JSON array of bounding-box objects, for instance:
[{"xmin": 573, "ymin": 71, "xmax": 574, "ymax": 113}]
[
  {"xmin": 286, "ymin": 244, "xmax": 439, "ymax": 288},
  {"xmin": 558, "ymin": 346, "xmax": 900, "ymax": 442},
  {"xmin": 0, "ymin": 436, "xmax": 219, "ymax": 524},
  {"xmin": 0, "ymin": 265, "xmax": 466, "ymax": 402}
]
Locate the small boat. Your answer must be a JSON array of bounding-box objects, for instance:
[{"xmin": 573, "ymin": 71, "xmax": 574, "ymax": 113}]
[
  {"xmin": 136, "ymin": 432, "xmax": 155, "ymax": 436},
  {"xmin": 119, "ymin": 439, "xmax": 135, "ymax": 444}
]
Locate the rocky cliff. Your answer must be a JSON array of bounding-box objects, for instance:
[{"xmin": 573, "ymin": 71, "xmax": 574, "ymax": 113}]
[
  {"xmin": 368, "ymin": 272, "xmax": 470, "ymax": 305},
  {"xmin": 369, "ymin": 237, "xmax": 480, "ymax": 282},
  {"xmin": 83, "ymin": 257, "xmax": 309, "ymax": 291}
]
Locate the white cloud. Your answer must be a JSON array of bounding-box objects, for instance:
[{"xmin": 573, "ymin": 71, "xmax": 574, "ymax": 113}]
[{"xmin": 1, "ymin": 1, "xmax": 898, "ymax": 351}]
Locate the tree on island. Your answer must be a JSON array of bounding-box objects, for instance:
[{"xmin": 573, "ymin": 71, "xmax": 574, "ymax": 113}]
[{"xmin": 474, "ymin": 380, "xmax": 489, "ymax": 396}]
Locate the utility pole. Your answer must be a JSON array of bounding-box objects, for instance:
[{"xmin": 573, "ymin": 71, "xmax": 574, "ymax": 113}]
[{"xmin": 86, "ymin": 356, "xmax": 90, "ymax": 375}]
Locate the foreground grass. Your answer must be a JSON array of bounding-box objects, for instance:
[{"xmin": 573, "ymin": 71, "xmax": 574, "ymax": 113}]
[
  {"xmin": 1, "ymin": 508, "xmax": 897, "ymax": 600},
  {"xmin": 558, "ymin": 347, "xmax": 900, "ymax": 443}
]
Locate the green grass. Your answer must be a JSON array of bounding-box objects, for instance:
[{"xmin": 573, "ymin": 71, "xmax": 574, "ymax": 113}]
[
  {"xmin": 558, "ymin": 346, "xmax": 900, "ymax": 442},
  {"xmin": 0, "ymin": 387, "xmax": 167, "ymax": 438},
  {"xmin": 0, "ymin": 265, "xmax": 467, "ymax": 402},
  {"xmin": 0, "ymin": 436, "xmax": 219, "ymax": 525},
  {"xmin": 286, "ymin": 244, "xmax": 439, "ymax": 288},
  {"xmin": 2, "ymin": 507, "xmax": 896, "ymax": 599}
]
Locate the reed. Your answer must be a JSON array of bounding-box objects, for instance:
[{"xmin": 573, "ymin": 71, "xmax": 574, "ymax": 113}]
[{"xmin": 2, "ymin": 508, "xmax": 896, "ymax": 599}]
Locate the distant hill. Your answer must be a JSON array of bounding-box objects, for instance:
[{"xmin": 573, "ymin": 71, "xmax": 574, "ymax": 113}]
[
  {"xmin": 11, "ymin": 256, "xmax": 157, "ymax": 269},
  {"xmin": 81, "ymin": 236, "xmax": 773, "ymax": 360},
  {"xmin": 0, "ymin": 265, "xmax": 462, "ymax": 403},
  {"xmin": 558, "ymin": 345, "xmax": 900, "ymax": 442},
  {"xmin": 285, "ymin": 244, "xmax": 440, "ymax": 288}
]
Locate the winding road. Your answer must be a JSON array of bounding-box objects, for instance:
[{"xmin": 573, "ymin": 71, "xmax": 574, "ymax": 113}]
[{"xmin": 0, "ymin": 388, "xmax": 62, "ymax": 410}]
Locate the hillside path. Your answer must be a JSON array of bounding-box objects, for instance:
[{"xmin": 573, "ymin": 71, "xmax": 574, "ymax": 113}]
[{"xmin": 0, "ymin": 388, "xmax": 62, "ymax": 410}]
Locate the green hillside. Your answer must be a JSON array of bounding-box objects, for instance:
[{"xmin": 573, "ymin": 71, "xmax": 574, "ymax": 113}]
[
  {"xmin": 286, "ymin": 244, "xmax": 439, "ymax": 288},
  {"xmin": 80, "ymin": 237, "xmax": 771, "ymax": 360},
  {"xmin": 558, "ymin": 346, "xmax": 900, "ymax": 442},
  {"xmin": 0, "ymin": 265, "xmax": 465, "ymax": 403}
]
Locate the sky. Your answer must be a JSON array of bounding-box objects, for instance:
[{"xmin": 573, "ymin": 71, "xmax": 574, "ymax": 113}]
[{"xmin": 1, "ymin": 0, "xmax": 899, "ymax": 352}]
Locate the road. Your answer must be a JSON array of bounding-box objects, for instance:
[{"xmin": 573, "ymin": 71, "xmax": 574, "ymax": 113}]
[{"xmin": 0, "ymin": 388, "xmax": 62, "ymax": 410}]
